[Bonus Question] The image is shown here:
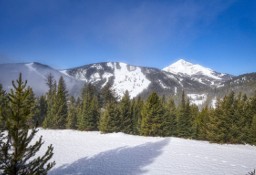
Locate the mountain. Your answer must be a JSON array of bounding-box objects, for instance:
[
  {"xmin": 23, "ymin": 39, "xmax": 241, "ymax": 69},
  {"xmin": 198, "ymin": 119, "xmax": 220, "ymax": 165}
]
[
  {"xmin": 0, "ymin": 59, "xmax": 255, "ymax": 108},
  {"xmin": 61, "ymin": 62, "xmax": 211, "ymax": 100},
  {"xmin": 0, "ymin": 62, "xmax": 83, "ymax": 97},
  {"xmin": 163, "ymin": 59, "xmax": 233, "ymax": 86}
]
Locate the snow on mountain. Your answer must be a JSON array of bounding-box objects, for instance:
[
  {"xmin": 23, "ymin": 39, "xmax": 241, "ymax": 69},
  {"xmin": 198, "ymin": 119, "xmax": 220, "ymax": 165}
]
[
  {"xmin": 187, "ymin": 93, "xmax": 207, "ymax": 106},
  {"xmin": 163, "ymin": 59, "xmax": 222, "ymax": 79},
  {"xmin": 63, "ymin": 62, "xmax": 151, "ymax": 99},
  {"xmin": 0, "ymin": 62, "xmax": 83, "ymax": 97},
  {"xmin": 111, "ymin": 62, "xmax": 151, "ymax": 98},
  {"xmin": 35, "ymin": 129, "xmax": 256, "ymax": 175},
  {"xmin": 162, "ymin": 59, "xmax": 234, "ymax": 88}
]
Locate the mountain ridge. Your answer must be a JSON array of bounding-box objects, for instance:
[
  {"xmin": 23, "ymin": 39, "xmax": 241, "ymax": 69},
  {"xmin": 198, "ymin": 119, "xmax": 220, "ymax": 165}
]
[{"xmin": 0, "ymin": 59, "xmax": 255, "ymax": 107}]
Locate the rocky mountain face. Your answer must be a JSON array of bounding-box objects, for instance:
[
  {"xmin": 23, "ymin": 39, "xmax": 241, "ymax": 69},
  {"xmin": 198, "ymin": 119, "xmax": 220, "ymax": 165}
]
[{"xmin": 0, "ymin": 59, "xmax": 254, "ymax": 107}]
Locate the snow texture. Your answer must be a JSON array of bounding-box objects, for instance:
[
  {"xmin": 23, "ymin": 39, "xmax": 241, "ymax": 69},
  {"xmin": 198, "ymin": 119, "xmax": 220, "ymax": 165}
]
[
  {"xmin": 158, "ymin": 80, "xmax": 169, "ymax": 89},
  {"xmin": 163, "ymin": 59, "xmax": 221, "ymax": 80},
  {"xmin": 187, "ymin": 93, "xmax": 207, "ymax": 106},
  {"xmin": 211, "ymin": 97, "xmax": 217, "ymax": 108},
  {"xmin": 112, "ymin": 62, "xmax": 151, "ymax": 99},
  {"xmin": 34, "ymin": 129, "xmax": 256, "ymax": 175}
]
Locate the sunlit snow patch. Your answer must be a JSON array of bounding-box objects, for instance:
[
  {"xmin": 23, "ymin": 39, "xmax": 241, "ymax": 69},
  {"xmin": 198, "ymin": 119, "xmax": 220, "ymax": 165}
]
[
  {"xmin": 112, "ymin": 62, "xmax": 151, "ymax": 99},
  {"xmin": 187, "ymin": 93, "xmax": 207, "ymax": 106}
]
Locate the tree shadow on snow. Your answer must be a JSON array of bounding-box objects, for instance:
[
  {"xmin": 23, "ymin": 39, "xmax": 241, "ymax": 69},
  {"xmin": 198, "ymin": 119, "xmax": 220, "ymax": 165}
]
[{"xmin": 49, "ymin": 138, "xmax": 170, "ymax": 175}]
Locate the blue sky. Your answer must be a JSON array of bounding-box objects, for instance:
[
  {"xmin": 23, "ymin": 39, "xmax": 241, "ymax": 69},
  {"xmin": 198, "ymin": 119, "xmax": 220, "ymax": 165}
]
[{"xmin": 0, "ymin": 0, "xmax": 255, "ymax": 75}]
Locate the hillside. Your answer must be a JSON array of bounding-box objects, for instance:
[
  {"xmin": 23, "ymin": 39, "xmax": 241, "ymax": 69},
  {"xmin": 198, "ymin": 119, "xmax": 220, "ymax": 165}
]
[{"xmin": 0, "ymin": 59, "xmax": 255, "ymax": 107}]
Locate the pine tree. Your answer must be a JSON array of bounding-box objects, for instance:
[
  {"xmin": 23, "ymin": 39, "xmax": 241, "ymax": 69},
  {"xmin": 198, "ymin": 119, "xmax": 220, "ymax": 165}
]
[
  {"xmin": 99, "ymin": 102, "xmax": 121, "ymax": 133},
  {"xmin": 0, "ymin": 84, "xmax": 8, "ymax": 129},
  {"xmin": 0, "ymin": 73, "xmax": 55, "ymax": 174},
  {"xmin": 53, "ymin": 76, "xmax": 68, "ymax": 129},
  {"xmin": 120, "ymin": 91, "xmax": 132, "ymax": 134},
  {"xmin": 190, "ymin": 104, "xmax": 199, "ymax": 139},
  {"xmin": 250, "ymin": 115, "xmax": 256, "ymax": 145},
  {"xmin": 37, "ymin": 95, "xmax": 48, "ymax": 127},
  {"xmin": 66, "ymin": 96, "xmax": 78, "ymax": 129},
  {"xmin": 207, "ymin": 92, "xmax": 239, "ymax": 143},
  {"xmin": 43, "ymin": 74, "xmax": 57, "ymax": 128},
  {"xmin": 207, "ymin": 99, "xmax": 225, "ymax": 143},
  {"xmin": 25, "ymin": 87, "xmax": 39, "ymax": 127},
  {"xmin": 194, "ymin": 106, "xmax": 210, "ymax": 140},
  {"xmin": 77, "ymin": 83, "xmax": 99, "ymax": 131},
  {"xmin": 177, "ymin": 91, "xmax": 192, "ymax": 138},
  {"xmin": 131, "ymin": 96, "xmax": 144, "ymax": 135},
  {"xmin": 163, "ymin": 98, "xmax": 177, "ymax": 136},
  {"xmin": 140, "ymin": 92, "xmax": 166, "ymax": 136},
  {"xmin": 100, "ymin": 82, "xmax": 116, "ymax": 107}
]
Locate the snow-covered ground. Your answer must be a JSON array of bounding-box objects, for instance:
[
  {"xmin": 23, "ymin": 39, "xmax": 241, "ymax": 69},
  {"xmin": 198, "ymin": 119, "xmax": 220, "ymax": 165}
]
[{"xmin": 36, "ymin": 129, "xmax": 256, "ymax": 175}]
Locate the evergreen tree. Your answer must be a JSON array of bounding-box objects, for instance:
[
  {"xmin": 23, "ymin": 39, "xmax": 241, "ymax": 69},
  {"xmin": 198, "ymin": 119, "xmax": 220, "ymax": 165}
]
[
  {"xmin": 0, "ymin": 73, "xmax": 55, "ymax": 174},
  {"xmin": 100, "ymin": 82, "xmax": 116, "ymax": 107},
  {"xmin": 190, "ymin": 104, "xmax": 199, "ymax": 139},
  {"xmin": 43, "ymin": 74, "xmax": 57, "ymax": 128},
  {"xmin": 53, "ymin": 76, "xmax": 68, "ymax": 129},
  {"xmin": 177, "ymin": 91, "xmax": 192, "ymax": 138},
  {"xmin": 25, "ymin": 87, "xmax": 39, "ymax": 127},
  {"xmin": 131, "ymin": 96, "xmax": 143, "ymax": 135},
  {"xmin": 131, "ymin": 96, "xmax": 144, "ymax": 135},
  {"xmin": 194, "ymin": 106, "xmax": 210, "ymax": 140},
  {"xmin": 207, "ymin": 92, "xmax": 241, "ymax": 143},
  {"xmin": 140, "ymin": 92, "xmax": 166, "ymax": 136},
  {"xmin": 207, "ymin": 99, "xmax": 225, "ymax": 143},
  {"xmin": 99, "ymin": 102, "xmax": 121, "ymax": 133},
  {"xmin": 66, "ymin": 96, "xmax": 78, "ymax": 129},
  {"xmin": 163, "ymin": 98, "xmax": 177, "ymax": 136},
  {"xmin": 250, "ymin": 115, "xmax": 256, "ymax": 145},
  {"xmin": 120, "ymin": 91, "xmax": 132, "ymax": 134},
  {"xmin": 77, "ymin": 83, "xmax": 99, "ymax": 131},
  {"xmin": 37, "ymin": 95, "xmax": 48, "ymax": 127},
  {"xmin": 0, "ymin": 84, "xmax": 8, "ymax": 129}
]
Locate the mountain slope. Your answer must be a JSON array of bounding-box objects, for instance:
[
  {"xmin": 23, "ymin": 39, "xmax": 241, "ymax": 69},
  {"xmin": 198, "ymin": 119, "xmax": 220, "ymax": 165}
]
[
  {"xmin": 0, "ymin": 60, "xmax": 255, "ymax": 108},
  {"xmin": 0, "ymin": 62, "xmax": 83, "ymax": 97},
  {"xmin": 62, "ymin": 62, "xmax": 211, "ymax": 99},
  {"xmin": 163, "ymin": 59, "xmax": 233, "ymax": 86}
]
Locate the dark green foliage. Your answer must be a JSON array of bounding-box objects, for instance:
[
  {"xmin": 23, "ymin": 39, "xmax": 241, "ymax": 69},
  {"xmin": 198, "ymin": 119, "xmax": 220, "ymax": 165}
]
[
  {"xmin": 66, "ymin": 96, "xmax": 78, "ymax": 129},
  {"xmin": 0, "ymin": 73, "xmax": 55, "ymax": 174},
  {"xmin": 77, "ymin": 83, "xmax": 100, "ymax": 131},
  {"xmin": 54, "ymin": 76, "xmax": 68, "ymax": 129},
  {"xmin": 99, "ymin": 102, "xmax": 121, "ymax": 133},
  {"xmin": 119, "ymin": 91, "xmax": 133, "ymax": 134},
  {"xmin": 43, "ymin": 73, "xmax": 57, "ymax": 128},
  {"xmin": 0, "ymin": 84, "xmax": 8, "ymax": 129},
  {"xmin": 193, "ymin": 107, "xmax": 210, "ymax": 140},
  {"xmin": 163, "ymin": 98, "xmax": 177, "ymax": 136},
  {"xmin": 177, "ymin": 91, "xmax": 192, "ymax": 138},
  {"xmin": 37, "ymin": 95, "xmax": 48, "ymax": 127},
  {"xmin": 206, "ymin": 91, "xmax": 256, "ymax": 144},
  {"xmin": 43, "ymin": 76, "xmax": 68, "ymax": 129},
  {"xmin": 100, "ymin": 82, "xmax": 116, "ymax": 106},
  {"xmin": 250, "ymin": 115, "xmax": 256, "ymax": 145},
  {"xmin": 131, "ymin": 97, "xmax": 144, "ymax": 135},
  {"xmin": 3, "ymin": 72, "xmax": 253, "ymax": 145},
  {"xmin": 140, "ymin": 92, "xmax": 166, "ymax": 136},
  {"xmin": 26, "ymin": 87, "xmax": 39, "ymax": 127}
]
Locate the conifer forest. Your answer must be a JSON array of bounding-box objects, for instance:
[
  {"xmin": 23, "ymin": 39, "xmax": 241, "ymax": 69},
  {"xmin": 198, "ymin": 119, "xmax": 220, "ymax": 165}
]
[{"xmin": 1, "ymin": 73, "xmax": 255, "ymax": 146}]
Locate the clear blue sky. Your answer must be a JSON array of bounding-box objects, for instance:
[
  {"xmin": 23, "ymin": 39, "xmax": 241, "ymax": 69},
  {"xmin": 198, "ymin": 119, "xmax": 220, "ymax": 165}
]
[{"xmin": 0, "ymin": 0, "xmax": 255, "ymax": 75}]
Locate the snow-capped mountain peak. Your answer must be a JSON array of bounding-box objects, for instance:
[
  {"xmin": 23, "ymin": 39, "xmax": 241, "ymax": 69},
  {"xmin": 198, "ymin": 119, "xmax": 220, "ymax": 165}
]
[{"xmin": 163, "ymin": 59, "xmax": 222, "ymax": 80}]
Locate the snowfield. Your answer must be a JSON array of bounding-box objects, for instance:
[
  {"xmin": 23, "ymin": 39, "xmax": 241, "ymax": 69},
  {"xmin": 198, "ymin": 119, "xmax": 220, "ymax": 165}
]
[{"xmin": 35, "ymin": 129, "xmax": 256, "ymax": 175}]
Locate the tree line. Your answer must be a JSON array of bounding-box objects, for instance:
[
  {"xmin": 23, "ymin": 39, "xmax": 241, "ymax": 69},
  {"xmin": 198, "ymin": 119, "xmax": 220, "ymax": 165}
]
[{"xmin": 1, "ymin": 73, "xmax": 256, "ymax": 145}]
